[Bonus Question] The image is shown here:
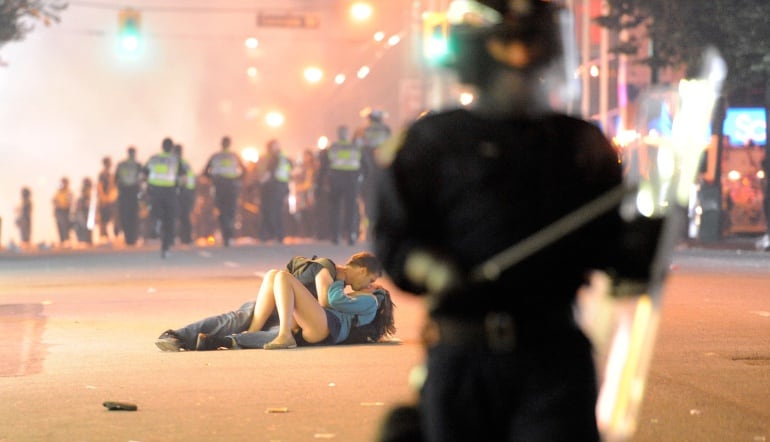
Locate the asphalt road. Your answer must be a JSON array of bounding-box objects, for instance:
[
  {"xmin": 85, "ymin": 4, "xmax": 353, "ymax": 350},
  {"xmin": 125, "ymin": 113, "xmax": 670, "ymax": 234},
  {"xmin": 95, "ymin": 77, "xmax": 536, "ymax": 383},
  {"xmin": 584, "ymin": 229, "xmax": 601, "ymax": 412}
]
[{"xmin": 1, "ymin": 241, "xmax": 768, "ymax": 441}]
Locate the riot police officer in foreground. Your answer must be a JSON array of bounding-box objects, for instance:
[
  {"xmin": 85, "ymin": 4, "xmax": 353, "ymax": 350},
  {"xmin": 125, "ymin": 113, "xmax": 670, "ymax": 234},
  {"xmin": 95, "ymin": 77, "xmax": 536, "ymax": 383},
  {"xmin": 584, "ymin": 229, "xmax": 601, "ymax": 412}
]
[{"xmin": 374, "ymin": 1, "xmax": 658, "ymax": 440}]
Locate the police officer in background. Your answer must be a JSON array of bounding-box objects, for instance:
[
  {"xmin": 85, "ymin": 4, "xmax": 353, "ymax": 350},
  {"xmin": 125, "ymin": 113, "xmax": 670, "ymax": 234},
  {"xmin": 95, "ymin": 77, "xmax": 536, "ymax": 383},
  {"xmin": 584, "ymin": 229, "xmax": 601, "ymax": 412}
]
[
  {"xmin": 175, "ymin": 143, "xmax": 197, "ymax": 246},
  {"xmin": 357, "ymin": 109, "xmax": 392, "ymax": 229},
  {"xmin": 144, "ymin": 137, "xmax": 185, "ymax": 258},
  {"xmin": 115, "ymin": 146, "xmax": 143, "ymax": 246},
  {"xmin": 258, "ymin": 139, "xmax": 292, "ymax": 243},
  {"xmin": 204, "ymin": 136, "xmax": 246, "ymax": 247},
  {"xmin": 320, "ymin": 125, "xmax": 363, "ymax": 245},
  {"xmin": 373, "ymin": 1, "xmax": 658, "ymax": 440}
]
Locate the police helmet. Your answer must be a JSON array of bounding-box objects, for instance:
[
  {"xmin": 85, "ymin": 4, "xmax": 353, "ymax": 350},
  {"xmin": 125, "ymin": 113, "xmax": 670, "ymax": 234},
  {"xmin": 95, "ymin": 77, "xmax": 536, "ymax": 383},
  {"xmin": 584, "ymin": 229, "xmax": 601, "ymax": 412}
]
[
  {"xmin": 368, "ymin": 109, "xmax": 384, "ymax": 122},
  {"xmin": 442, "ymin": 0, "xmax": 566, "ymax": 86},
  {"xmin": 161, "ymin": 137, "xmax": 174, "ymax": 152},
  {"xmin": 337, "ymin": 125, "xmax": 350, "ymax": 140}
]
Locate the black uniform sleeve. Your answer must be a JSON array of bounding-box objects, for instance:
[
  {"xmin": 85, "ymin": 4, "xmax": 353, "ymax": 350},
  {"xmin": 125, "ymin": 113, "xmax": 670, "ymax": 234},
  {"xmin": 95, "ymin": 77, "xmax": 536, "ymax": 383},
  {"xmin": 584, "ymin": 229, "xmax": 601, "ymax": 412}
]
[{"xmin": 373, "ymin": 120, "xmax": 441, "ymax": 295}]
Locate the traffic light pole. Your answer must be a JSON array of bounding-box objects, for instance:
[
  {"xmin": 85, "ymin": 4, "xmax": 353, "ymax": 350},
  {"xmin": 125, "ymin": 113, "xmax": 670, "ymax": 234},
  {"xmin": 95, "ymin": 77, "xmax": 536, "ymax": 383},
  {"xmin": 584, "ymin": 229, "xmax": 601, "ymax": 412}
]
[{"xmin": 420, "ymin": 0, "xmax": 451, "ymax": 113}]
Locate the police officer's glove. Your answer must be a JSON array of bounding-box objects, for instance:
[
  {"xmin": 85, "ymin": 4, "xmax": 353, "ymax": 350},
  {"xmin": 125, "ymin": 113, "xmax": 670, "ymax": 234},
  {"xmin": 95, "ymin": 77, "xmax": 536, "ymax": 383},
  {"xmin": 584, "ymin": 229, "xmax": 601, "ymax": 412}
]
[{"xmin": 404, "ymin": 250, "xmax": 463, "ymax": 295}]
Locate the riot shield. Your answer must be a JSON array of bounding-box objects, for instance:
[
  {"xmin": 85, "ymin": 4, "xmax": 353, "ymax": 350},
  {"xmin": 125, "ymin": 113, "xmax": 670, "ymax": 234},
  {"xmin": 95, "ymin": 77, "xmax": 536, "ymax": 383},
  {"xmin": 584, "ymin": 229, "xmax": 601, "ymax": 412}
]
[{"xmin": 586, "ymin": 48, "xmax": 726, "ymax": 441}]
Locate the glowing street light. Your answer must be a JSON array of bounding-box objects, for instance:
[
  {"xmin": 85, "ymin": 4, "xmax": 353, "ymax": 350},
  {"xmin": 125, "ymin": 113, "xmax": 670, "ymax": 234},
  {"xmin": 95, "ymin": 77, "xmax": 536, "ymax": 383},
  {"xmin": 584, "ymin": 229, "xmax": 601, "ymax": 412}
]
[
  {"xmin": 357, "ymin": 66, "xmax": 370, "ymax": 79},
  {"xmin": 265, "ymin": 111, "xmax": 285, "ymax": 128},
  {"xmin": 304, "ymin": 66, "xmax": 324, "ymax": 83},
  {"xmin": 244, "ymin": 37, "xmax": 259, "ymax": 49},
  {"xmin": 241, "ymin": 146, "xmax": 259, "ymax": 163},
  {"xmin": 350, "ymin": 2, "xmax": 373, "ymax": 22},
  {"xmin": 334, "ymin": 73, "xmax": 346, "ymax": 85},
  {"xmin": 373, "ymin": 31, "xmax": 385, "ymax": 42}
]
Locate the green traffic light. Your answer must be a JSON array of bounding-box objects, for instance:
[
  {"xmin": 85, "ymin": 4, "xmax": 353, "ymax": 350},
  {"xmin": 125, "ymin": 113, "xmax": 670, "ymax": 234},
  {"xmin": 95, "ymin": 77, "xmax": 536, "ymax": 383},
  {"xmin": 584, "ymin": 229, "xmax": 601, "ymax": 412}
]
[
  {"xmin": 425, "ymin": 35, "xmax": 448, "ymax": 60},
  {"xmin": 121, "ymin": 36, "xmax": 139, "ymax": 51},
  {"xmin": 121, "ymin": 35, "xmax": 139, "ymax": 52},
  {"xmin": 422, "ymin": 13, "xmax": 450, "ymax": 64},
  {"xmin": 118, "ymin": 10, "xmax": 141, "ymax": 54},
  {"xmin": 121, "ymin": 19, "xmax": 139, "ymax": 52}
]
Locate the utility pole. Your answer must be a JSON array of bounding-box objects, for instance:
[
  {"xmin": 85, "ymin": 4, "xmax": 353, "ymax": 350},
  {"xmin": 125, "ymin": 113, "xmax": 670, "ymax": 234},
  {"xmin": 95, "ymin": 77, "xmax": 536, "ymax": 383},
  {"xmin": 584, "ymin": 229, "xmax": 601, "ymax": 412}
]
[{"xmin": 599, "ymin": 0, "xmax": 610, "ymax": 132}]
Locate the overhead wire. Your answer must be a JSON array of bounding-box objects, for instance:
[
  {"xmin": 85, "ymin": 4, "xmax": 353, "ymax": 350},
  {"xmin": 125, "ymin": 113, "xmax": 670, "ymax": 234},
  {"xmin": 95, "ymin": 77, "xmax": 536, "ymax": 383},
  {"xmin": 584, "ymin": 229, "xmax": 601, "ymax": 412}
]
[{"xmin": 67, "ymin": 1, "xmax": 263, "ymax": 14}]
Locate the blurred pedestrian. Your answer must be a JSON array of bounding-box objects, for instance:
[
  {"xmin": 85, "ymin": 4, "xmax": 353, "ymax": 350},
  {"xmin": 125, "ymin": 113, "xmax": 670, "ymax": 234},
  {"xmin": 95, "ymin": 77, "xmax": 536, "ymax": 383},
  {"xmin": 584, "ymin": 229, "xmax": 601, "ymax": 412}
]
[
  {"xmin": 291, "ymin": 148, "xmax": 318, "ymax": 238},
  {"xmin": 73, "ymin": 177, "xmax": 94, "ymax": 247},
  {"xmin": 204, "ymin": 136, "xmax": 246, "ymax": 247},
  {"xmin": 193, "ymin": 174, "xmax": 218, "ymax": 243},
  {"xmin": 258, "ymin": 139, "xmax": 292, "ymax": 243},
  {"xmin": 320, "ymin": 125, "xmax": 363, "ymax": 245},
  {"xmin": 313, "ymin": 147, "xmax": 332, "ymax": 242},
  {"xmin": 52, "ymin": 177, "xmax": 73, "ymax": 247},
  {"xmin": 143, "ymin": 137, "xmax": 184, "ymax": 258},
  {"xmin": 97, "ymin": 156, "xmax": 118, "ymax": 244},
  {"xmin": 175, "ymin": 143, "xmax": 196, "ymax": 245},
  {"xmin": 239, "ymin": 160, "xmax": 262, "ymax": 240},
  {"xmin": 16, "ymin": 187, "xmax": 32, "ymax": 249},
  {"xmin": 115, "ymin": 146, "xmax": 143, "ymax": 246}
]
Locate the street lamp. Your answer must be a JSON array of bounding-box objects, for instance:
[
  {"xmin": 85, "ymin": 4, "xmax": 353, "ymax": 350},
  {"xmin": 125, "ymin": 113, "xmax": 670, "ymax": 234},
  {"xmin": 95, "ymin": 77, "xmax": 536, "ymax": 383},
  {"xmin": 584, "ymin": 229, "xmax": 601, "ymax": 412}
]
[
  {"xmin": 459, "ymin": 92, "xmax": 474, "ymax": 106},
  {"xmin": 350, "ymin": 2, "xmax": 373, "ymax": 22},
  {"xmin": 241, "ymin": 146, "xmax": 259, "ymax": 163},
  {"xmin": 304, "ymin": 66, "xmax": 324, "ymax": 84},
  {"xmin": 265, "ymin": 111, "xmax": 285, "ymax": 128},
  {"xmin": 244, "ymin": 37, "xmax": 259, "ymax": 49}
]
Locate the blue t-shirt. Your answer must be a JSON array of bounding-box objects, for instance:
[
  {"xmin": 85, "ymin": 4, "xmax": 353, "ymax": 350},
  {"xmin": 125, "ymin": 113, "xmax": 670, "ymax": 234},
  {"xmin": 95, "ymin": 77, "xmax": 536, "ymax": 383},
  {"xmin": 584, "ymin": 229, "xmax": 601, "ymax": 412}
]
[{"xmin": 325, "ymin": 280, "xmax": 379, "ymax": 343}]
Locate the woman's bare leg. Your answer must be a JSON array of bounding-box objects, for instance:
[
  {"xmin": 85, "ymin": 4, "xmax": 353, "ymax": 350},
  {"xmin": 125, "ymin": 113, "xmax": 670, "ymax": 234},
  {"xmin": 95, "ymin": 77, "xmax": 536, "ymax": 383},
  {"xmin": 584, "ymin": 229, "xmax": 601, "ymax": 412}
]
[
  {"xmin": 246, "ymin": 269, "xmax": 280, "ymax": 332},
  {"xmin": 266, "ymin": 270, "xmax": 330, "ymax": 348}
]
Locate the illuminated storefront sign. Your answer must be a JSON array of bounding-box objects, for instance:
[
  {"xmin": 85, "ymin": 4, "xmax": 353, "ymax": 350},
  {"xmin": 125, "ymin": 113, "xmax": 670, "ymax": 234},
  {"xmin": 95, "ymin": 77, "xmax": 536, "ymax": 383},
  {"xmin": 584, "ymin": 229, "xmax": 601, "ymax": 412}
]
[{"xmin": 723, "ymin": 107, "xmax": 767, "ymax": 146}]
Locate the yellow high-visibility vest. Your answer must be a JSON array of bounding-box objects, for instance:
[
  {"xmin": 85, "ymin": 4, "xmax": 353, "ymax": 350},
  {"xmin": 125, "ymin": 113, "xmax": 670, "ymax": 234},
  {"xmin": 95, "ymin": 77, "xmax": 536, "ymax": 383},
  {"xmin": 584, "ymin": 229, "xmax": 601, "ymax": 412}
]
[
  {"xmin": 146, "ymin": 152, "xmax": 179, "ymax": 187},
  {"xmin": 329, "ymin": 141, "xmax": 362, "ymax": 171}
]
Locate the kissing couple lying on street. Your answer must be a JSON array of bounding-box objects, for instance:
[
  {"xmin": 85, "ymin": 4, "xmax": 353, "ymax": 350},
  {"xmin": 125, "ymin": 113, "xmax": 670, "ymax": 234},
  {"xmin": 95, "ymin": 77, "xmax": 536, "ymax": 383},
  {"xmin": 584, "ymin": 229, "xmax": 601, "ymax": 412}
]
[{"xmin": 155, "ymin": 252, "xmax": 396, "ymax": 351}]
